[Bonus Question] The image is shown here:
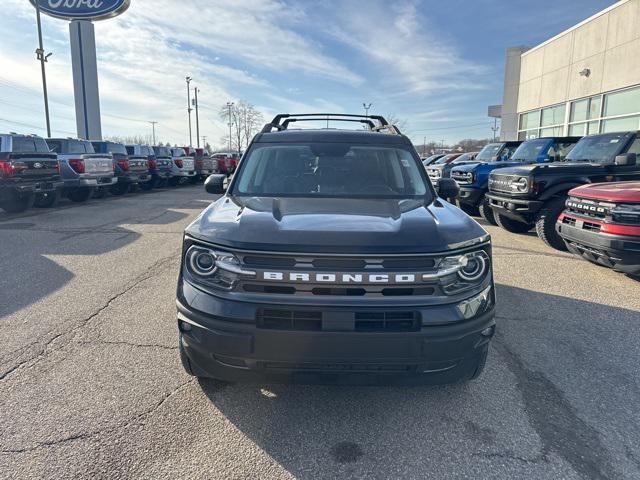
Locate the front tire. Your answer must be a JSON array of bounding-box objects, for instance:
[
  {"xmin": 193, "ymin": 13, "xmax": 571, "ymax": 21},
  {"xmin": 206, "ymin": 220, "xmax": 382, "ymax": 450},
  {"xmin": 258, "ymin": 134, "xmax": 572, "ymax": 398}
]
[
  {"xmin": 34, "ymin": 190, "xmax": 61, "ymax": 208},
  {"xmin": 140, "ymin": 180, "xmax": 154, "ymax": 191},
  {"xmin": 457, "ymin": 201, "xmax": 479, "ymax": 217},
  {"xmin": 0, "ymin": 192, "xmax": 35, "ymax": 213},
  {"xmin": 495, "ymin": 213, "xmax": 534, "ymax": 233},
  {"xmin": 67, "ymin": 187, "xmax": 93, "ymax": 203},
  {"xmin": 535, "ymin": 196, "xmax": 569, "ymax": 251},
  {"xmin": 110, "ymin": 182, "xmax": 129, "ymax": 196},
  {"xmin": 479, "ymin": 196, "xmax": 497, "ymax": 225}
]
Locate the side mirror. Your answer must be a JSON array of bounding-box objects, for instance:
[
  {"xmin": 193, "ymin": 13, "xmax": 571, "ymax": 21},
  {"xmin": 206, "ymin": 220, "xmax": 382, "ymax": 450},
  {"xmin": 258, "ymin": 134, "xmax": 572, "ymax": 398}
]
[
  {"xmin": 614, "ymin": 153, "xmax": 637, "ymax": 166},
  {"xmin": 205, "ymin": 174, "xmax": 227, "ymax": 194},
  {"xmin": 438, "ymin": 178, "xmax": 460, "ymax": 199}
]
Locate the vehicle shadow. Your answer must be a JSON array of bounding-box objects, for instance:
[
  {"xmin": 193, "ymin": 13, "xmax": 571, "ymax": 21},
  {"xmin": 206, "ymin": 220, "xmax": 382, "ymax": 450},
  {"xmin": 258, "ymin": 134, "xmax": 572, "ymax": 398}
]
[
  {"xmin": 0, "ymin": 195, "xmax": 189, "ymax": 318},
  {"xmin": 197, "ymin": 284, "xmax": 640, "ymax": 479}
]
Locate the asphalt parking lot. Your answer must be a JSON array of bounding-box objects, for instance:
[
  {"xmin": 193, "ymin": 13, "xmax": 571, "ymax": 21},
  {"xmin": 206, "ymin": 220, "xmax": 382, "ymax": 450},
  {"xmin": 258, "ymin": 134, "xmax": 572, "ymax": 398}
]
[{"xmin": 1, "ymin": 185, "xmax": 639, "ymax": 480}]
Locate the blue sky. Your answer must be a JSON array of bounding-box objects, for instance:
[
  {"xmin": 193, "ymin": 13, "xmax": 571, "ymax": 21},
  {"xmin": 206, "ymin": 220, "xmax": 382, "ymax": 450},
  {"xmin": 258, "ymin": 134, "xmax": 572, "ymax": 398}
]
[{"xmin": 1, "ymin": 0, "xmax": 616, "ymax": 147}]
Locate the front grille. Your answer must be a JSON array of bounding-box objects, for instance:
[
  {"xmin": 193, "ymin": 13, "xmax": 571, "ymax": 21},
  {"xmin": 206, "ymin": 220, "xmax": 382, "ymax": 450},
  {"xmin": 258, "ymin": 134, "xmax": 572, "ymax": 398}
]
[
  {"xmin": 451, "ymin": 172, "xmax": 473, "ymax": 185},
  {"xmin": 565, "ymin": 197, "xmax": 610, "ymax": 220},
  {"xmin": 236, "ymin": 252, "xmax": 442, "ymax": 297},
  {"xmin": 488, "ymin": 174, "xmax": 519, "ymax": 193},
  {"xmin": 562, "ymin": 215, "xmax": 601, "ymax": 232},
  {"xmin": 583, "ymin": 221, "xmax": 601, "ymax": 232},
  {"xmin": 257, "ymin": 309, "xmax": 420, "ymax": 332}
]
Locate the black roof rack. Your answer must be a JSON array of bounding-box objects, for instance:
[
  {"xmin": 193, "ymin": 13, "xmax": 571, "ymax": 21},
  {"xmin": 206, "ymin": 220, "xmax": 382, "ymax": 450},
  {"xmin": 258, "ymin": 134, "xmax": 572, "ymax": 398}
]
[{"xmin": 261, "ymin": 113, "xmax": 402, "ymax": 135}]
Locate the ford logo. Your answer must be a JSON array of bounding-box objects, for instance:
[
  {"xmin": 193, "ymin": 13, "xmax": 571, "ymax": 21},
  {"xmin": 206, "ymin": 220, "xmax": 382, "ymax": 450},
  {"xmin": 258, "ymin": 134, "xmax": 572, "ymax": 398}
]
[
  {"xmin": 30, "ymin": 0, "xmax": 130, "ymax": 21},
  {"xmin": 33, "ymin": 163, "xmax": 43, "ymax": 169}
]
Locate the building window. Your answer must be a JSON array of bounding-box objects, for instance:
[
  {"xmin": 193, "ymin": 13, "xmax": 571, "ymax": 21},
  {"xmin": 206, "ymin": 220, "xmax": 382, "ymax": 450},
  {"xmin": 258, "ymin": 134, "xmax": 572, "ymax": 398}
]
[
  {"xmin": 518, "ymin": 104, "xmax": 565, "ymax": 139},
  {"xmin": 601, "ymin": 116, "xmax": 640, "ymax": 133},
  {"xmin": 603, "ymin": 88, "xmax": 640, "ymax": 117}
]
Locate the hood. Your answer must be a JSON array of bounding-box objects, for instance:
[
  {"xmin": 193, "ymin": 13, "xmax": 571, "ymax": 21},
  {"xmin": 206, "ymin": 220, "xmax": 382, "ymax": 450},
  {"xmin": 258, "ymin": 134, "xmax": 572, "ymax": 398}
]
[
  {"xmin": 570, "ymin": 182, "xmax": 640, "ymax": 203},
  {"xmin": 495, "ymin": 162, "xmax": 606, "ymax": 177},
  {"xmin": 185, "ymin": 196, "xmax": 487, "ymax": 254}
]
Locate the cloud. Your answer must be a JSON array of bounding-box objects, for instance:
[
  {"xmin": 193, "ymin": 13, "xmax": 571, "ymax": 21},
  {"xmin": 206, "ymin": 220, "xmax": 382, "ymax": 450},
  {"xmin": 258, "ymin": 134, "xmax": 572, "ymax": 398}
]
[{"xmin": 323, "ymin": 1, "xmax": 488, "ymax": 95}]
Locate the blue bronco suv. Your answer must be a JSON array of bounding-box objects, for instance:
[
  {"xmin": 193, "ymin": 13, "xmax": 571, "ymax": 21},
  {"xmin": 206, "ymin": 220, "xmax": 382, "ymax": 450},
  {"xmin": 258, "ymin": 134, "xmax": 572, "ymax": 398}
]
[{"xmin": 451, "ymin": 137, "xmax": 579, "ymax": 224}]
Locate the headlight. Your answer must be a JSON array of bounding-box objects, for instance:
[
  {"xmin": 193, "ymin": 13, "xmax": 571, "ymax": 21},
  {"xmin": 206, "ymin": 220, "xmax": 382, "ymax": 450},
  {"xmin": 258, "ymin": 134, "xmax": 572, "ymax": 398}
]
[
  {"xmin": 429, "ymin": 250, "xmax": 491, "ymax": 294},
  {"xmin": 457, "ymin": 285, "xmax": 494, "ymax": 319},
  {"xmin": 611, "ymin": 204, "xmax": 640, "ymax": 225},
  {"xmin": 512, "ymin": 177, "xmax": 529, "ymax": 192},
  {"xmin": 184, "ymin": 245, "xmax": 255, "ymax": 290}
]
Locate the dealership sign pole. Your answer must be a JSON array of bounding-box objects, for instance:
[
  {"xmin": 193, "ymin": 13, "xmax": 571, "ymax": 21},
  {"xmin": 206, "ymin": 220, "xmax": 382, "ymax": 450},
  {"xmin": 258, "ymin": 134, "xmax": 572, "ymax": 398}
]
[{"xmin": 29, "ymin": 1, "xmax": 131, "ymax": 141}]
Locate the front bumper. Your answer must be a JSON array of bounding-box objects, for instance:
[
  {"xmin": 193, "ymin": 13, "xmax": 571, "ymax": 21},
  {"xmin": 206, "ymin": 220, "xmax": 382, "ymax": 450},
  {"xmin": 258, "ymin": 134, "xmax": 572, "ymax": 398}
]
[
  {"xmin": 486, "ymin": 193, "xmax": 543, "ymax": 223},
  {"xmin": 458, "ymin": 187, "xmax": 485, "ymax": 206},
  {"xmin": 177, "ymin": 280, "xmax": 495, "ymax": 385},
  {"xmin": 556, "ymin": 218, "xmax": 640, "ymax": 274}
]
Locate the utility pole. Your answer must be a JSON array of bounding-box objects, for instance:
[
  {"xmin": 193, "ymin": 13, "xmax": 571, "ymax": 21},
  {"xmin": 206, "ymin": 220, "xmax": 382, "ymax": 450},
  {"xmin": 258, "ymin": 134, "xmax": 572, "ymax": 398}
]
[
  {"xmin": 423, "ymin": 135, "xmax": 427, "ymax": 155},
  {"xmin": 362, "ymin": 102, "xmax": 372, "ymax": 117},
  {"xmin": 491, "ymin": 118, "xmax": 499, "ymax": 142},
  {"xmin": 193, "ymin": 87, "xmax": 200, "ymax": 148},
  {"xmin": 185, "ymin": 76, "xmax": 193, "ymax": 147},
  {"xmin": 149, "ymin": 121, "xmax": 157, "ymax": 145},
  {"xmin": 226, "ymin": 101, "xmax": 234, "ymax": 153},
  {"xmin": 34, "ymin": 1, "xmax": 52, "ymax": 137}
]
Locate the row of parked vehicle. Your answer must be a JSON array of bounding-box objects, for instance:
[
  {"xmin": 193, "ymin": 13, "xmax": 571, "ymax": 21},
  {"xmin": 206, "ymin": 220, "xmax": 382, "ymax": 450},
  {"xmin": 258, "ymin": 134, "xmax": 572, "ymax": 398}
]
[
  {"xmin": 426, "ymin": 131, "xmax": 640, "ymax": 277},
  {"xmin": 0, "ymin": 132, "xmax": 241, "ymax": 213}
]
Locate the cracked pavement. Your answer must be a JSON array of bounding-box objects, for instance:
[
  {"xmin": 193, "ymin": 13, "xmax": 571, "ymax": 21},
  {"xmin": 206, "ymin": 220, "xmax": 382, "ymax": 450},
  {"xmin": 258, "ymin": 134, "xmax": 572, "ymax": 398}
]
[{"xmin": 1, "ymin": 186, "xmax": 639, "ymax": 479}]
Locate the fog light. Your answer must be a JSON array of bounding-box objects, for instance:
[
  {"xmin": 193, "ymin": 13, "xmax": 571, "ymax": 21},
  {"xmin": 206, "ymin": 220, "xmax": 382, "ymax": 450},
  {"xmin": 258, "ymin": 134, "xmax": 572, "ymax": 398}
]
[
  {"xmin": 457, "ymin": 285, "xmax": 492, "ymax": 320},
  {"xmin": 481, "ymin": 326, "xmax": 495, "ymax": 337}
]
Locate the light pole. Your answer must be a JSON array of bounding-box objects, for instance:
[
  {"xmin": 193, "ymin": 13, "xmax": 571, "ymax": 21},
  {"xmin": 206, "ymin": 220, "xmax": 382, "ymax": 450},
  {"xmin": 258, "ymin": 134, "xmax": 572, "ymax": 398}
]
[
  {"xmin": 34, "ymin": 1, "xmax": 52, "ymax": 137},
  {"xmin": 226, "ymin": 101, "xmax": 234, "ymax": 153},
  {"xmin": 186, "ymin": 76, "xmax": 193, "ymax": 147},
  {"xmin": 362, "ymin": 102, "xmax": 372, "ymax": 117},
  {"xmin": 423, "ymin": 136, "xmax": 427, "ymax": 156},
  {"xmin": 149, "ymin": 121, "xmax": 157, "ymax": 145},
  {"xmin": 193, "ymin": 87, "xmax": 200, "ymax": 148},
  {"xmin": 491, "ymin": 118, "xmax": 499, "ymax": 142}
]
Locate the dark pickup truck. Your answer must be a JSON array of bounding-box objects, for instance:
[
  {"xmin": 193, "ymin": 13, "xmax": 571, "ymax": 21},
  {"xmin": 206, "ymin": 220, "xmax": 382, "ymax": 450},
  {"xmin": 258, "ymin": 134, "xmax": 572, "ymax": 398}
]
[
  {"xmin": 92, "ymin": 141, "xmax": 150, "ymax": 195},
  {"xmin": 177, "ymin": 113, "xmax": 495, "ymax": 386},
  {"xmin": 0, "ymin": 133, "xmax": 62, "ymax": 213},
  {"xmin": 487, "ymin": 131, "xmax": 640, "ymax": 250}
]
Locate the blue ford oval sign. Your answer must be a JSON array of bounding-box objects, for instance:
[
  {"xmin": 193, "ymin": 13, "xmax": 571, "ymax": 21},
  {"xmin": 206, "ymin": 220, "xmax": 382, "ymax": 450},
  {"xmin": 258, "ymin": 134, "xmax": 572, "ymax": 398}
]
[{"xmin": 30, "ymin": 0, "xmax": 131, "ymax": 21}]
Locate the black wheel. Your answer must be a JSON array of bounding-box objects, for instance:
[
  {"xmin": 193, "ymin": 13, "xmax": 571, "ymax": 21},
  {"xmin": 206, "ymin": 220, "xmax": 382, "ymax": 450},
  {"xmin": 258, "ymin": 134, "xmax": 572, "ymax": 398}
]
[
  {"xmin": 110, "ymin": 182, "xmax": 129, "ymax": 196},
  {"xmin": 457, "ymin": 201, "xmax": 479, "ymax": 216},
  {"xmin": 92, "ymin": 187, "xmax": 107, "ymax": 199},
  {"xmin": 495, "ymin": 213, "xmax": 533, "ymax": 233},
  {"xmin": 479, "ymin": 196, "xmax": 497, "ymax": 225},
  {"xmin": 129, "ymin": 183, "xmax": 141, "ymax": 194},
  {"xmin": 67, "ymin": 187, "xmax": 94, "ymax": 203},
  {"xmin": 469, "ymin": 345, "xmax": 489, "ymax": 380},
  {"xmin": 34, "ymin": 190, "xmax": 61, "ymax": 208},
  {"xmin": 535, "ymin": 196, "xmax": 568, "ymax": 251},
  {"xmin": 0, "ymin": 192, "xmax": 35, "ymax": 213},
  {"xmin": 140, "ymin": 180, "xmax": 154, "ymax": 191},
  {"xmin": 168, "ymin": 177, "xmax": 179, "ymax": 187}
]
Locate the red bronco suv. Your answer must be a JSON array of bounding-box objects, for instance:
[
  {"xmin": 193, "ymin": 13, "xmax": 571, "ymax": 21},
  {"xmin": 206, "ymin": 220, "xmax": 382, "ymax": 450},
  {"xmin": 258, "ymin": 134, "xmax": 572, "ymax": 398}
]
[{"xmin": 557, "ymin": 181, "xmax": 640, "ymax": 275}]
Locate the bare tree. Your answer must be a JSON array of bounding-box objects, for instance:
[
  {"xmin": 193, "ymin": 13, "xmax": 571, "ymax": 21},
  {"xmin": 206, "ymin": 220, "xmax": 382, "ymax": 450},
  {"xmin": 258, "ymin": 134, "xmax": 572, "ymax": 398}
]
[
  {"xmin": 104, "ymin": 134, "xmax": 155, "ymax": 145},
  {"xmin": 219, "ymin": 100, "xmax": 264, "ymax": 152}
]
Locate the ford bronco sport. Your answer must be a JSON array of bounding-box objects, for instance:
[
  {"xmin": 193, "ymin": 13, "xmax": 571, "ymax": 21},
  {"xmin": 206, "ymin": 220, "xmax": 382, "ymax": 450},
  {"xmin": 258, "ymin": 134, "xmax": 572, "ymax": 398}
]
[
  {"xmin": 557, "ymin": 181, "xmax": 640, "ymax": 275},
  {"xmin": 487, "ymin": 131, "xmax": 640, "ymax": 250},
  {"xmin": 177, "ymin": 114, "xmax": 496, "ymax": 385}
]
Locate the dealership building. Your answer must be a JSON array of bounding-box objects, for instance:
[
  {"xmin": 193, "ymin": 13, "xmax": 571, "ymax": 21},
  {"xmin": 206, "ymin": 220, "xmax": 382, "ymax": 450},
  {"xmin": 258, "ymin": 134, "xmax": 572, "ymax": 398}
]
[{"xmin": 499, "ymin": 0, "xmax": 640, "ymax": 141}]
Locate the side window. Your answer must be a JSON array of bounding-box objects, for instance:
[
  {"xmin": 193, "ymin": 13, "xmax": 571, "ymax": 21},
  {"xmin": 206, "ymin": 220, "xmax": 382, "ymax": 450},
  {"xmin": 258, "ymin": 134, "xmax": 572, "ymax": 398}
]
[
  {"xmin": 126, "ymin": 146, "xmax": 134, "ymax": 155},
  {"xmin": 627, "ymin": 138, "xmax": 640, "ymax": 155},
  {"xmin": 47, "ymin": 141, "xmax": 62, "ymax": 153},
  {"xmin": 556, "ymin": 142, "xmax": 577, "ymax": 160}
]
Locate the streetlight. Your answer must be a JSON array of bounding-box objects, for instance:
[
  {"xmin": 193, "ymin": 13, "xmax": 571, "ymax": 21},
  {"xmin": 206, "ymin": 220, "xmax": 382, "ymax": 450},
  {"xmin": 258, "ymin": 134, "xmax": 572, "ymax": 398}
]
[
  {"xmin": 362, "ymin": 102, "xmax": 372, "ymax": 117},
  {"xmin": 193, "ymin": 87, "xmax": 200, "ymax": 148},
  {"xmin": 149, "ymin": 121, "xmax": 157, "ymax": 145},
  {"xmin": 186, "ymin": 76, "xmax": 193, "ymax": 147},
  {"xmin": 226, "ymin": 101, "xmax": 234, "ymax": 153},
  {"xmin": 34, "ymin": 1, "xmax": 52, "ymax": 137}
]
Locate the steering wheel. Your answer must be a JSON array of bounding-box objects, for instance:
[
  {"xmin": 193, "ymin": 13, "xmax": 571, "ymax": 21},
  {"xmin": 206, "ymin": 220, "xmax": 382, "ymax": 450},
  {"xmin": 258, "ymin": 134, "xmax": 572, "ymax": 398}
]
[{"xmin": 356, "ymin": 184, "xmax": 396, "ymax": 194}]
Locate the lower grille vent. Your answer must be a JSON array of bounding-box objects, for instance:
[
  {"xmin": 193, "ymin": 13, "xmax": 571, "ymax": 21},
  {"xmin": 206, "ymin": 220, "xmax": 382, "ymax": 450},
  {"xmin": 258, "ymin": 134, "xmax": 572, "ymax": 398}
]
[{"xmin": 257, "ymin": 309, "xmax": 420, "ymax": 332}]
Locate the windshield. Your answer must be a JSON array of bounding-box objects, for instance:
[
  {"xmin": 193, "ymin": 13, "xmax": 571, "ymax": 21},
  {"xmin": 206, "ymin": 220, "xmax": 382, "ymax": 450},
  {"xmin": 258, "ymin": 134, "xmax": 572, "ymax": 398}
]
[
  {"xmin": 154, "ymin": 147, "xmax": 172, "ymax": 157},
  {"xmin": 511, "ymin": 139, "xmax": 549, "ymax": 161},
  {"xmin": 172, "ymin": 148, "xmax": 186, "ymax": 157},
  {"xmin": 476, "ymin": 143, "xmax": 504, "ymax": 161},
  {"xmin": 12, "ymin": 136, "xmax": 50, "ymax": 153},
  {"xmin": 434, "ymin": 154, "xmax": 455, "ymax": 164},
  {"xmin": 452, "ymin": 153, "xmax": 475, "ymax": 163},
  {"xmin": 565, "ymin": 132, "xmax": 632, "ymax": 163},
  {"xmin": 107, "ymin": 143, "xmax": 127, "ymax": 155},
  {"xmin": 233, "ymin": 143, "xmax": 430, "ymax": 199}
]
